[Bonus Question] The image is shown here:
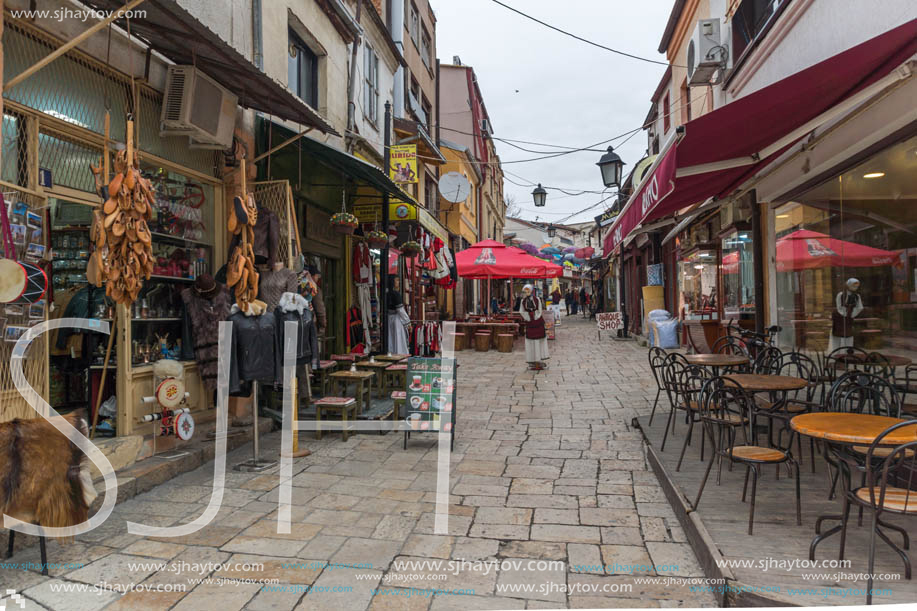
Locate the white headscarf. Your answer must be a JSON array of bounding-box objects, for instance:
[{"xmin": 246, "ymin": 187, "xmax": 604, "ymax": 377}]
[
  {"xmin": 523, "ymin": 284, "xmax": 533, "ymax": 293},
  {"xmin": 846, "ymin": 278, "xmax": 860, "ymax": 290}
]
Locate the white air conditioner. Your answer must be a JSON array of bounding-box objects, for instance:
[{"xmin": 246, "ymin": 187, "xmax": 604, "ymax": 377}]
[
  {"xmin": 686, "ymin": 18, "xmax": 725, "ymax": 86},
  {"xmin": 160, "ymin": 65, "xmax": 238, "ymax": 148}
]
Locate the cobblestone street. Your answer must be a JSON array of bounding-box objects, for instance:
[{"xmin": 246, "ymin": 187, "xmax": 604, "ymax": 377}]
[{"xmin": 3, "ymin": 316, "xmax": 716, "ymax": 610}]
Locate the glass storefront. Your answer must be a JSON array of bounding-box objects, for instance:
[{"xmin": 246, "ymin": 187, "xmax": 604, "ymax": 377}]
[
  {"xmin": 773, "ymin": 135, "xmax": 917, "ymax": 360},
  {"xmin": 722, "ymin": 231, "xmax": 755, "ymax": 320},
  {"xmin": 679, "ymin": 249, "xmax": 719, "ymax": 320}
]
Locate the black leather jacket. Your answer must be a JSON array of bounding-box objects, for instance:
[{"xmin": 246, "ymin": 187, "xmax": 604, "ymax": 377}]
[
  {"xmin": 228, "ymin": 310, "xmax": 281, "ymax": 393},
  {"xmin": 274, "ymin": 305, "xmax": 318, "ymax": 367}
]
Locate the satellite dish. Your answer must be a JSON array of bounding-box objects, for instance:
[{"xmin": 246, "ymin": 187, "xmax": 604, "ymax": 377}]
[{"xmin": 438, "ymin": 172, "xmax": 471, "ymax": 203}]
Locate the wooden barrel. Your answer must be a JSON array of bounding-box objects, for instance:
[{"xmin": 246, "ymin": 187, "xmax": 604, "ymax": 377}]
[
  {"xmin": 496, "ymin": 333, "xmax": 514, "ymax": 353},
  {"xmin": 452, "ymin": 332, "xmax": 466, "ymax": 351},
  {"xmin": 474, "ymin": 331, "xmax": 491, "ymax": 352}
]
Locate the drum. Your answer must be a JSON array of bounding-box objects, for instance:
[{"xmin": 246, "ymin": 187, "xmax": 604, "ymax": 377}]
[
  {"xmin": 0, "ymin": 258, "xmax": 47, "ymax": 304},
  {"xmin": 173, "ymin": 410, "xmax": 195, "ymax": 441},
  {"xmin": 155, "ymin": 377, "xmax": 185, "ymax": 409}
]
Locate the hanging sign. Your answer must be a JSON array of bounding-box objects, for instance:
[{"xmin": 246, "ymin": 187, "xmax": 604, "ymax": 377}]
[{"xmin": 390, "ymin": 145, "xmax": 418, "ymax": 184}]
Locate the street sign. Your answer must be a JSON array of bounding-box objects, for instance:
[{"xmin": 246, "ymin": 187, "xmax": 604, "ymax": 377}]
[{"xmin": 597, "ymin": 312, "xmax": 623, "ymax": 336}]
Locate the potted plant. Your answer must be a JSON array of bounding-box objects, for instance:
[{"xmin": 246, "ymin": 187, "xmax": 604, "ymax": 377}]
[
  {"xmin": 366, "ymin": 230, "xmax": 388, "ymax": 248},
  {"xmin": 330, "ymin": 212, "xmax": 359, "ymax": 234},
  {"xmin": 400, "ymin": 240, "xmax": 422, "ymax": 256}
]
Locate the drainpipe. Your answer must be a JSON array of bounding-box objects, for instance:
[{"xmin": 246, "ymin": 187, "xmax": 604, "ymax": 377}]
[
  {"xmin": 252, "ymin": 0, "xmax": 263, "ymax": 70},
  {"xmin": 345, "ymin": 0, "xmax": 362, "ymax": 151},
  {"xmin": 391, "ymin": 0, "xmax": 405, "ymax": 117}
]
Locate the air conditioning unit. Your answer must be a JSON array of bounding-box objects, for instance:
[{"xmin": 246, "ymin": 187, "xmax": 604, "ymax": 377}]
[
  {"xmin": 160, "ymin": 65, "xmax": 238, "ymax": 148},
  {"xmin": 686, "ymin": 18, "xmax": 725, "ymax": 86}
]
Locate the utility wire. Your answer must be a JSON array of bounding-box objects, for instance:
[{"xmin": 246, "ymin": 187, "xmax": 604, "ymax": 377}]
[{"xmin": 490, "ymin": 0, "xmax": 680, "ymax": 68}]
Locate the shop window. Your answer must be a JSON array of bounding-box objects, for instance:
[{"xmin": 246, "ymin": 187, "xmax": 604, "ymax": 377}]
[
  {"xmin": 679, "ymin": 249, "xmax": 719, "ymax": 320},
  {"xmin": 722, "ymin": 231, "xmax": 754, "ymax": 320},
  {"xmin": 773, "ymin": 135, "xmax": 917, "ymax": 358},
  {"xmin": 288, "ymin": 30, "xmax": 318, "ymax": 107},
  {"xmin": 363, "ymin": 44, "xmax": 380, "ymax": 125}
]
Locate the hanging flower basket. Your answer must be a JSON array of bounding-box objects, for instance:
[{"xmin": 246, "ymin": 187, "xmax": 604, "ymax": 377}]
[
  {"xmin": 330, "ymin": 212, "xmax": 359, "ymax": 234},
  {"xmin": 400, "ymin": 240, "xmax": 422, "ymax": 256},
  {"xmin": 366, "ymin": 230, "xmax": 388, "ymax": 248}
]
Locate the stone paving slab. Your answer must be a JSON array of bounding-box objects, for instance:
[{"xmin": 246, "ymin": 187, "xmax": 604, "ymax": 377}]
[{"xmin": 1, "ymin": 317, "xmax": 715, "ymax": 609}]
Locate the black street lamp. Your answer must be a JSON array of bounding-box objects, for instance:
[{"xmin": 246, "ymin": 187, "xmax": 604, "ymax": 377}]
[
  {"xmin": 597, "ymin": 146, "xmax": 625, "ymax": 189},
  {"xmin": 547, "ymin": 224, "xmax": 556, "ymax": 238},
  {"xmin": 532, "ymin": 183, "xmax": 547, "ymax": 207}
]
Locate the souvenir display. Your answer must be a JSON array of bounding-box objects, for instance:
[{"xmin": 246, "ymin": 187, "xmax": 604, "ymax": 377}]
[{"xmin": 155, "ymin": 376, "xmax": 185, "ymax": 409}]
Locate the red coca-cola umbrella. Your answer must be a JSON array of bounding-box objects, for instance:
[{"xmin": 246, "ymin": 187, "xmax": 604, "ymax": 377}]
[
  {"xmin": 455, "ymin": 239, "xmax": 563, "ymax": 279},
  {"xmin": 776, "ymin": 230, "xmax": 898, "ymax": 271}
]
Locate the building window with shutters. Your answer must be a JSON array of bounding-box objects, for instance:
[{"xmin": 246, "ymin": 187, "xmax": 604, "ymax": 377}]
[{"xmin": 363, "ymin": 45, "xmax": 379, "ymax": 125}]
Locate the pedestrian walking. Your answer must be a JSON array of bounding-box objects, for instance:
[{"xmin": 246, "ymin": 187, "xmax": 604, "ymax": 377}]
[
  {"xmin": 519, "ymin": 284, "xmax": 549, "ymax": 370},
  {"xmin": 564, "ymin": 289, "xmax": 571, "ymax": 316}
]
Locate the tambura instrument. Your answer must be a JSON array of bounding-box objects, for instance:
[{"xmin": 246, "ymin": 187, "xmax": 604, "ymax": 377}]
[
  {"xmin": 173, "ymin": 410, "xmax": 195, "ymax": 440},
  {"xmin": 155, "ymin": 377, "xmax": 185, "ymax": 409},
  {"xmin": 0, "ymin": 258, "xmax": 47, "ymax": 304}
]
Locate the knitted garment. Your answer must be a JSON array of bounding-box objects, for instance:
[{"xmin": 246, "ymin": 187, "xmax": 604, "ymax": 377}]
[{"xmin": 257, "ymin": 266, "xmax": 299, "ymax": 311}]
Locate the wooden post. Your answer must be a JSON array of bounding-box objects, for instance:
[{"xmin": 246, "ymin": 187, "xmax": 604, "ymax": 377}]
[{"xmin": 91, "ymin": 311, "xmax": 117, "ymax": 439}]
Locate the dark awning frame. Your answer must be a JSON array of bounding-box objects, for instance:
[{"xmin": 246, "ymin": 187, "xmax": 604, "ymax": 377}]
[{"xmin": 82, "ymin": 0, "xmax": 338, "ymax": 135}]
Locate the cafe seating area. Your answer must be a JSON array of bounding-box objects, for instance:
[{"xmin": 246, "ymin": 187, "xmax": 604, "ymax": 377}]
[{"xmin": 636, "ymin": 343, "xmax": 917, "ymax": 606}]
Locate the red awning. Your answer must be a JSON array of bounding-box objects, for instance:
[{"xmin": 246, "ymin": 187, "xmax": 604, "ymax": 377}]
[
  {"xmin": 775, "ymin": 230, "xmax": 899, "ymax": 271},
  {"xmin": 455, "ymin": 239, "xmax": 563, "ymax": 279},
  {"xmin": 605, "ymin": 19, "xmax": 917, "ymax": 256}
]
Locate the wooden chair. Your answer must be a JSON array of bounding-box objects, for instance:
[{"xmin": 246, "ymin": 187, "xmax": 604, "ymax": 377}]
[
  {"xmin": 694, "ymin": 376, "xmax": 801, "ymax": 535},
  {"xmin": 839, "ymin": 420, "xmax": 917, "ymax": 604},
  {"xmin": 314, "ymin": 397, "xmax": 357, "ymax": 441}
]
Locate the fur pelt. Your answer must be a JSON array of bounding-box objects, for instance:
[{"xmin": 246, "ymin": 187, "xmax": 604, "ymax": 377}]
[{"xmin": 0, "ymin": 411, "xmax": 97, "ymax": 534}]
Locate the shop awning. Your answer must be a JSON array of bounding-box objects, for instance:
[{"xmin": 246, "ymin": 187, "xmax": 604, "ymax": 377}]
[
  {"xmin": 605, "ymin": 19, "xmax": 917, "ymax": 255},
  {"xmin": 82, "ymin": 0, "xmax": 338, "ymax": 135},
  {"xmin": 455, "ymin": 240, "xmax": 563, "ymax": 279}
]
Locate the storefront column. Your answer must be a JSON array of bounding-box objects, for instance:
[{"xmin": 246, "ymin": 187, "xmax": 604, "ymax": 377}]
[{"xmin": 750, "ymin": 189, "xmax": 766, "ymax": 334}]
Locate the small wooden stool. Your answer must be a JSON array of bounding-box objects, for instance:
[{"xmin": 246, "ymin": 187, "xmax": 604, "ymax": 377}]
[
  {"xmin": 496, "ymin": 333, "xmax": 514, "ymax": 353},
  {"xmin": 391, "ymin": 391, "xmax": 406, "ymax": 422},
  {"xmin": 312, "ymin": 360, "xmax": 338, "ymax": 397},
  {"xmin": 331, "ymin": 353, "xmax": 359, "ymax": 363},
  {"xmin": 314, "ymin": 397, "xmax": 357, "ymax": 441},
  {"xmin": 452, "ymin": 332, "xmax": 466, "ymax": 351},
  {"xmin": 385, "ymin": 362, "xmax": 407, "ymax": 394},
  {"xmin": 474, "ymin": 331, "xmax": 491, "ymax": 352}
]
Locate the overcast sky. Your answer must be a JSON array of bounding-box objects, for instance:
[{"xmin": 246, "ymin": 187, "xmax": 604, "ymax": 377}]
[{"xmin": 429, "ymin": 0, "xmax": 673, "ymax": 224}]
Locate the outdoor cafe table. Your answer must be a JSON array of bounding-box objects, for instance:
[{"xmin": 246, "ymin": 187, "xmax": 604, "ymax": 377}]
[
  {"xmin": 724, "ymin": 373, "xmax": 808, "ymax": 392},
  {"xmin": 790, "ymin": 412, "xmax": 915, "ymax": 560},
  {"xmin": 833, "ymin": 353, "xmax": 912, "ymax": 369},
  {"xmin": 685, "ymin": 353, "xmax": 749, "ymax": 375},
  {"xmin": 375, "ymin": 353, "xmax": 409, "ymax": 362},
  {"xmin": 356, "ymin": 359, "xmax": 391, "ymax": 393},
  {"xmin": 328, "ymin": 369, "xmax": 374, "ymax": 415}
]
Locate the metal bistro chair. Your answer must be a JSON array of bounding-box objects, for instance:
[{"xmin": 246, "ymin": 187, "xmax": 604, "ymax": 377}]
[
  {"xmin": 659, "ymin": 353, "xmax": 690, "ymax": 452},
  {"xmin": 752, "ymin": 345, "xmax": 784, "ymax": 374},
  {"xmin": 647, "ymin": 347, "xmax": 667, "ymax": 426},
  {"xmin": 711, "ymin": 336, "xmax": 752, "ymax": 373},
  {"xmin": 839, "ymin": 420, "xmax": 917, "ymax": 604},
  {"xmin": 693, "ymin": 375, "xmax": 802, "ymax": 535},
  {"xmin": 895, "ymin": 365, "xmax": 917, "ymax": 418},
  {"xmin": 674, "ymin": 365, "xmax": 716, "ymax": 472}
]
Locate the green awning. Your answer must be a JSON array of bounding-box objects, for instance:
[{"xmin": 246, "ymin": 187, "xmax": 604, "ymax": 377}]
[{"xmin": 259, "ymin": 118, "xmax": 415, "ymax": 203}]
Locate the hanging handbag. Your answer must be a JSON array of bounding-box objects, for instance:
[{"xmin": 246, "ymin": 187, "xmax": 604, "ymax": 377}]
[{"xmin": 0, "ymin": 193, "xmax": 48, "ymax": 304}]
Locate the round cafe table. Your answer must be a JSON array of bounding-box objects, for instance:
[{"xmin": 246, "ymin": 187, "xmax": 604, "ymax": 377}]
[
  {"xmin": 685, "ymin": 353, "xmax": 749, "ymax": 376},
  {"xmin": 790, "ymin": 412, "xmax": 915, "ymax": 561},
  {"xmin": 833, "ymin": 354, "xmax": 912, "ymax": 369},
  {"xmin": 724, "ymin": 373, "xmax": 808, "ymax": 392}
]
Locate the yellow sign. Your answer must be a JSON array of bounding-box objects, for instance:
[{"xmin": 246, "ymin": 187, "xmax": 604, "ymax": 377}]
[
  {"xmin": 390, "ymin": 145, "xmax": 418, "ymax": 184},
  {"xmin": 353, "ymin": 201, "xmax": 417, "ymax": 223}
]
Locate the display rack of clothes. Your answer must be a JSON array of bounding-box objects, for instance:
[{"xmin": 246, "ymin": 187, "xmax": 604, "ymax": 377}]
[{"xmin": 408, "ymin": 320, "xmax": 441, "ymax": 357}]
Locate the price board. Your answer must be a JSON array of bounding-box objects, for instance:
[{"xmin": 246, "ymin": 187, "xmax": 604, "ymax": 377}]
[{"xmin": 404, "ymin": 356, "xmax": 456, "ymax": 449}]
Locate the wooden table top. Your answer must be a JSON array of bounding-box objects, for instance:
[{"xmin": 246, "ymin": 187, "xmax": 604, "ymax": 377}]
[
  {"xmin": 329, "ymin": 369, "xmax": 375, "ymax": 380},
  {"xmin": 726, "ymin": 374, "xmax": 808, "ymax": 392},
  {"xmin": 834, "ymin": 354, "xmax": 912, "ymax": 368},
  {"xmin": 685, "ymin": 354, "xmax": 749, "ymax": 367},
  {"xmin": 791, "ymin": 413, "xmax": 916, "ymax": 445},
  {"xmin": 375, "ymin": 354, "xmax": 409, "ymax": 362},
  {"xmin": 356, "ymin": 360, "xmax": 391, "ymax": 368}
]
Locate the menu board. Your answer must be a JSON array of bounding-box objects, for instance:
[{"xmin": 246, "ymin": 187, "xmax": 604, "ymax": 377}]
[
  {"xmin": 405, "ymin": 357, "xmax": 456, "ymax": 437},
  {"xmin": 543, "ymin": 310, "xmax": 556, "ymax": 340}
]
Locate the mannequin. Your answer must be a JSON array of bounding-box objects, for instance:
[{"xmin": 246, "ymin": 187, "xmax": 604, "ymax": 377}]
[
  {"xmin": 519, "ymin": 283, "xmax": 549, "ymax": 370},
  {"xmin": 831, "ymin": 277, "xmax": 863, "ymax": 350},
  {"xmin": 258, "ymin": 261, "xmax": 299, "ymax": 310},
  {"xmin": 387, "ymin": 276, "xmax": 410, "ymax": 355}
]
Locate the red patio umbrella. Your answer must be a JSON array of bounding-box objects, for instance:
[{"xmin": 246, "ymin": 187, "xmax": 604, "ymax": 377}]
[
  {"xmin": 455, "ymin": 239, "xmax": 563, "ymax": 279},
  {"xmin": 775, "ymin": 230, "xmax": 898, "ymax": 271}
]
